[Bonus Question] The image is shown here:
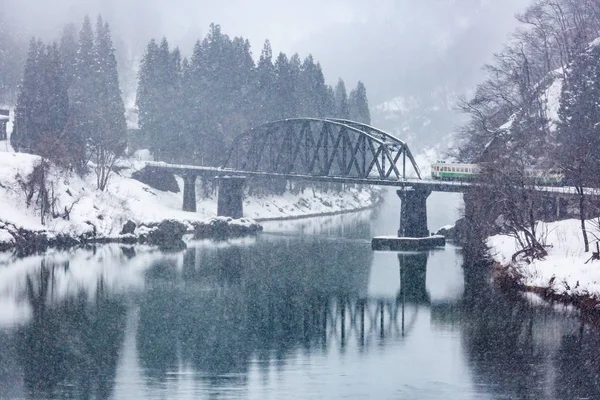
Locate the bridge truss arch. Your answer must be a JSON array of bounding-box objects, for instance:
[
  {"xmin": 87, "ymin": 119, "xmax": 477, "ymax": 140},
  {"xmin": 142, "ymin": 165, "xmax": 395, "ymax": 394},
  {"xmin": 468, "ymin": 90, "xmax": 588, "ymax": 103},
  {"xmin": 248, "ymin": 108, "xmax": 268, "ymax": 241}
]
[{"xmin": 224, "ymin": 118, "xmax": 422, "ymax": 181}]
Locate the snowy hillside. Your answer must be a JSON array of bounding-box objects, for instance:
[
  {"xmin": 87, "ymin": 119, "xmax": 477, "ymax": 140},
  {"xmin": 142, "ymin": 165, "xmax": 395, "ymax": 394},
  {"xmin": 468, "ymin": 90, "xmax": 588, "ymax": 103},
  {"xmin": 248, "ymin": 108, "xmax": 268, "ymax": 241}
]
[{"xmin": 371, "ymin": 88, "xmax": 465, "ymax": 153}]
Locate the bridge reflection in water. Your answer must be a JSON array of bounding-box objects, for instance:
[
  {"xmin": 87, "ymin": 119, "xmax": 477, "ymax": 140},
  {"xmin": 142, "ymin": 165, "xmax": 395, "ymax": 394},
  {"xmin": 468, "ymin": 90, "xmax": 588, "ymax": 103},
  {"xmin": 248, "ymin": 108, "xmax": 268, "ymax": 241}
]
[{"xmin": 137, "ymin": 242, "xmax": 433, "ymax": 381}]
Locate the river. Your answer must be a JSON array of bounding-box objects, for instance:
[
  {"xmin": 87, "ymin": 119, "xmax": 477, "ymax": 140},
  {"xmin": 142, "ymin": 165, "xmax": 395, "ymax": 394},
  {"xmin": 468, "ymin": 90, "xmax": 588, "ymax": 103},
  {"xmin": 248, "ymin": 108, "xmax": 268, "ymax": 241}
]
[{"xmin": 0, "ymin": 189, "xmax": 599, "ymax": 399}]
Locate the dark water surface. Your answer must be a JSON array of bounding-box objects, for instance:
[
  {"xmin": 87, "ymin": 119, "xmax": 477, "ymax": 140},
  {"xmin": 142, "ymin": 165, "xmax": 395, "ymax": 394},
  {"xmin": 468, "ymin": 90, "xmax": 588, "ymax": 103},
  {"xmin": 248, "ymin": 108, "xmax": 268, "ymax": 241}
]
[{"xmin": 1, "ymin": 190, "xmax": 599, "ymax": 399}]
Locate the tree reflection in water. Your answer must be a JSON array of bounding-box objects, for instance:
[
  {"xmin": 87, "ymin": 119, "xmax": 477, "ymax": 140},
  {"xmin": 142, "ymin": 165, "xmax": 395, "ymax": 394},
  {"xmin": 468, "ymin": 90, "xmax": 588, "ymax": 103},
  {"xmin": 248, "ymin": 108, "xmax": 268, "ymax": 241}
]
[
  {"xmin": 461, "ymin": 258, "xmax": 600, "ymax": 400},
  {"xmin": 135, "ymin": 237, "xmax": 375, "ymax": 389},
  {"xmin": 13, "ymin": 259, "xmax": 127, "ymax": 399}
]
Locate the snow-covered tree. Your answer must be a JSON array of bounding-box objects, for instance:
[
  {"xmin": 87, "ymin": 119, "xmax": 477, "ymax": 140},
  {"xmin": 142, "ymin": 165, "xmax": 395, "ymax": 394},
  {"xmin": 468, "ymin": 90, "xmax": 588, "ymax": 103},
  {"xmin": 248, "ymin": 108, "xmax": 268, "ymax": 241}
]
[
  {"xmin": 556, "ymin": 42, "xmax": 600, "ymax": 252},
  {"xmin": 349, "ymin": 81, "xmax": 371, "ymax": 124},
  {"xmin": 334, "ymin": 79, "xmax": 350, "ymax": 119},
  {"xmin": 13, "ymin": 39, "xmax": 69, "ymax": 160},
  {"xmin": 59, "ymin": 24, "xmax": 78, "ymax": 89},
  {"xmin": 65, "ymin": 15, "xmax": 98, "ymax": 171},
  {"xmin": 91, "ymin": 16, "xmax": 127, "ymax": 190},
  {"xmin": 255, "ymin": 39, "xmax": 276, "ymax": 123}
]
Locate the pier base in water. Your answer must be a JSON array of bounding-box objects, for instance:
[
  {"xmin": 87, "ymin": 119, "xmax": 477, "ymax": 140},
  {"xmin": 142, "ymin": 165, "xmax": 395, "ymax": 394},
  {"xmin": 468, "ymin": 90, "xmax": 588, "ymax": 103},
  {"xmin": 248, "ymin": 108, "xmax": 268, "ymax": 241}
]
[{"xmin": 371, "ymin": 235, "xmax": 445, "ymax": 251}]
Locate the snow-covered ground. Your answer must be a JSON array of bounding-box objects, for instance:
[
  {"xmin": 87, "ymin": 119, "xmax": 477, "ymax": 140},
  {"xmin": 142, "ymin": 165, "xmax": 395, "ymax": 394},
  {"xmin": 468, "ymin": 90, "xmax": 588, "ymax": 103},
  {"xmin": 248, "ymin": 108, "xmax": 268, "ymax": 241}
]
[
  {"xmin": 0, "ymin": 152, "xmax": 382, "ymax": 247},
  {"xmin": 488, "ymin": 218, "xmax": 600, "ymax": 299}
]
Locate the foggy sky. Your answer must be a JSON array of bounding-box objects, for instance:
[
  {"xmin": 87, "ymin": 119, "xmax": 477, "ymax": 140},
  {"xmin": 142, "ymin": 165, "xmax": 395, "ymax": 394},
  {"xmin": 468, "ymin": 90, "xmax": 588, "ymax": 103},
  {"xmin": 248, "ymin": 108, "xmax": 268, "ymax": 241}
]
[{"xmin": 2, "ymin": 0, "xmax": 528, "ymax": 104}]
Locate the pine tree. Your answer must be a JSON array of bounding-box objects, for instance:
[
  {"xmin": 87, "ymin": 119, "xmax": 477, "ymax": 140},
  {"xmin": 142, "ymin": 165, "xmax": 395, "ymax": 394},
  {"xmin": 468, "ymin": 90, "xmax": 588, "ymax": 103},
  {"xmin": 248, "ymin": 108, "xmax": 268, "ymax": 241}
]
[
  {"xmin": 136, "ymin": 38, "xmax": 161, "ymax": 159},
  {"xmin": 43, "ymin": 43, "xmax": 69, "ymax": 144},
  {"xmin": 299, "ymin": 55, "xmax": 328, "ymax": 117},
  {"xmin": 273, "ymin": 52, "xmax": 291, "ymax": 119},
  {"xmin": 65, "ymin": 15, "xmax": 98, "ymax": 171},
  {"xmin": 255, "ymin": 40, "xmax": 276, "ymax": 123},
  {"xmin": 12, "ymin": 38, "xmax": 44, "ymax": 152},
  {"xmin": 349, "ymin": 81, "xmax": 371, "ymax": 124},
  {"xmin": 334, "ymin": 79, "xmax": 350, "ymax": 119},
  {"xmin": 88, "ymin": 17, "xmax": 127, "ymax": 190},
  {"xmin": 324, "ymin": 85, "xmax": 336, "ymax": 117},
  {"xmin": 59, "ymin": 24, "xmax": 78, "ymax": 89},
  {"xmin": 225, "ymin": 37, "xmax": 254, "ymax": 138},
  {"xmin": 181, "ymin": 40, "xmax": 206, "ymax": 163},
  {"xmin": 287, "ymin": 53, "xmax": 302, "ymax": 117},
  {"xmin": 13, "ymin": 39, "xmax": 69, "ymax": 160},
  {"xmin": 92, "ymin": 17, "xmax": 127, "ymax": 190},
  {"xmin": 162, "ymin": 45, "xmax": 184, "ymax": 161}
]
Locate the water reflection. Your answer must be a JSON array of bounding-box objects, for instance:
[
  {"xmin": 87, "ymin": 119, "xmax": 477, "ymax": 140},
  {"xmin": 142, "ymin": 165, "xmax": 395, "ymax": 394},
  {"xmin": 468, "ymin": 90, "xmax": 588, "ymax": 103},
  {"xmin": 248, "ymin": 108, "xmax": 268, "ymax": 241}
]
[
  {"xmin": 0, "ymin": 232, "xmax": 600, "ymax": 398},
  {"xmin": 4, "ymin": 259, "xmax": 128, "ymax": 399}
]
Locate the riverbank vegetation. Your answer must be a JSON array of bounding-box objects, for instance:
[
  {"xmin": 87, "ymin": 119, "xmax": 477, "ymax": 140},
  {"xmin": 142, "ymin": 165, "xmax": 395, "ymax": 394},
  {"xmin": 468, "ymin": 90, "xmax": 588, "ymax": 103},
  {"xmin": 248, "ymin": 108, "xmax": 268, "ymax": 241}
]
[{"xmin": 457, "ymin": 0, "xmax": 600, "ymax": 307}]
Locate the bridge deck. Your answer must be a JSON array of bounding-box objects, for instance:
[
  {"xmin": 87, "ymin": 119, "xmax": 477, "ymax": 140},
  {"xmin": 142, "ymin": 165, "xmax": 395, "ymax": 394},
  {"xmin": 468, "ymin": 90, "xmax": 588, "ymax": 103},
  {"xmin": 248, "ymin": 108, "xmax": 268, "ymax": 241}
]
[{"xmin": 144, "ymin": 161, "xmax": 599, "ymax": 197}]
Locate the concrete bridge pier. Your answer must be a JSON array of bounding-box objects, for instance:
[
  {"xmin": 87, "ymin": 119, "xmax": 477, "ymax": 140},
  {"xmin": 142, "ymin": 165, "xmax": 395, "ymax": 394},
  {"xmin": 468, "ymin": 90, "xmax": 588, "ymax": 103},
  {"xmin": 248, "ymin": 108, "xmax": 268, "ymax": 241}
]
[
  {"xmin": 397, "ymin": 187, "xmax": 432, "ymax": 238},
  {"xmin": 182, "ymin": 174, "xmax": 198, "ymax": 212},
  {"xmin": 217, "ymin": 176, "xmax": 246, "ymax": 219}
]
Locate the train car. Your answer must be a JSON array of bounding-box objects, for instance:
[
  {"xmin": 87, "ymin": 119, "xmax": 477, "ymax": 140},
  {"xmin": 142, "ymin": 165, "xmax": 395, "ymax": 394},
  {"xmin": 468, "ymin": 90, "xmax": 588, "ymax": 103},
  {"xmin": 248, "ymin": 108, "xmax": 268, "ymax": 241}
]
[
  {"xmin": 524, "ymin": 169, "xmax": 565, "ymax": 185},
  {"xmin": 431, "ymin": 162, "xmax": 480, "ymax": 180},
  {"xmin": 431, "ymin": 161, "xmax": 565, "ymax": 185}
]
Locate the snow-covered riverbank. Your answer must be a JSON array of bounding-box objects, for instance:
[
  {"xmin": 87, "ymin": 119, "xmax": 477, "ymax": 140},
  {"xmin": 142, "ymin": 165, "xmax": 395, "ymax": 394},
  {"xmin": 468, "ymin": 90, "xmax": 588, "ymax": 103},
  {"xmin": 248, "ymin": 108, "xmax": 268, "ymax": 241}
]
[
  {"xmin": 488, "ymin": 218, "xmax": 600, "ymax": 309},
  {"xmin": 0, "ymin": 152, "xmax": 382, "ymax": 252}
]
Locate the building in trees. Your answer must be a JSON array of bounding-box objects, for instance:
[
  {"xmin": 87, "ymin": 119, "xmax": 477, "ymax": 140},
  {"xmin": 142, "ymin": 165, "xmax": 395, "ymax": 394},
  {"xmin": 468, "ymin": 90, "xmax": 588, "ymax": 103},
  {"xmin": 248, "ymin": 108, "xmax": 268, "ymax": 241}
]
[{"xmin": 0, "ymin": 109, "xmax": 8, "ymax": 140}]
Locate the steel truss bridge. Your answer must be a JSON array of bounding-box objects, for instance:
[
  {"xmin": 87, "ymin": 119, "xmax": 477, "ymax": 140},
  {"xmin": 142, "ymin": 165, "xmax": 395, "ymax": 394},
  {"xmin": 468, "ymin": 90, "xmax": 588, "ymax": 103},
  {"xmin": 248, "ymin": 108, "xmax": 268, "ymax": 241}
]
[
  {"xmin": 147, "ymin": 118, "xmax": 424, "ymax": 186},
  {"xmin": 144, "ymin": 117, "xmax": 596, "ymax": 235}
]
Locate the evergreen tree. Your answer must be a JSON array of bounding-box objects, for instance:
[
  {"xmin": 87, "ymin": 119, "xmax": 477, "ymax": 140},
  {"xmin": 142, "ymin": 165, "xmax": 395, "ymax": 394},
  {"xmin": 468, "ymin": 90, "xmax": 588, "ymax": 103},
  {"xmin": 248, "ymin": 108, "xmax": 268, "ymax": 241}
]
[
  {"xmin": 299, "ymin": 56, "xmax": 328, "ymax": 117},
  {"xmin": 225, "ymin": 37, "xmax": 254, "ymax": 137},
  {"xmin": 273, "ymin": 52, "xmax": 291, "ymax": 119},
  {"xmin": 43, "ymin": 43, "xmax": 69, "ymax": 143},
  {"xmin": 255, "ymin": 40, "xmax": 276, "ymax": 123},
  {"xmin": 12, "ymin": 38, "xmax": 44, "ymax": 152},
  {"xmin": 13, "ymin": 39, "xmax": 69, "ymax": 159},
  {"xmin": 65, "ymin": 15, "xmax": 98, "ymax": 171},
  {"xmin": 59, "ymin": 24, "xmax": 78, "ymax": 89},
  {"xmin": 333, "ymin": 79, "xmax": 350, "ymax": 119},
  {"xmin": 324, "ymin": 85, "xmax": 336, "ymax": 117},
  {"xmin": 136, "ymin": 39, "xmax": 161, "ymax": 159},
  {"xmin": 349, "ymin": 81, "xmax": 371, "ymax": 124},
  {"xmin": 181, "ymin": 40, "xmax": 206, "ymax": 163},
  {"xmin": 287, "ymin": 53, "xmax": 302, "ymax": 117},
  {"xmin": 92, "ymin": 17, "xmax": 127, "ymax": 189}
]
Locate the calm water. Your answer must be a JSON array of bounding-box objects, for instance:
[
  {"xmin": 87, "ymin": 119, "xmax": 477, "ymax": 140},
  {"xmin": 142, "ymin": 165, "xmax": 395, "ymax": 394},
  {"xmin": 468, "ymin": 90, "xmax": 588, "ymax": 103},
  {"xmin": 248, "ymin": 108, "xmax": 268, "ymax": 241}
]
[{"xmin": 1, "ymin": 190, "xmax": 599, "ymax": 399}]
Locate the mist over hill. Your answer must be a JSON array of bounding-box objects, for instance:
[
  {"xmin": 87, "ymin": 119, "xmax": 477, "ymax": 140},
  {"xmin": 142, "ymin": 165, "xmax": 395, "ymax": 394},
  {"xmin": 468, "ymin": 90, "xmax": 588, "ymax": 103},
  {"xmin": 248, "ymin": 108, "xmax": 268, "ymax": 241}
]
[{"xmin": 2, "ymin": 0, "xmax": 526, "ymax": 148}]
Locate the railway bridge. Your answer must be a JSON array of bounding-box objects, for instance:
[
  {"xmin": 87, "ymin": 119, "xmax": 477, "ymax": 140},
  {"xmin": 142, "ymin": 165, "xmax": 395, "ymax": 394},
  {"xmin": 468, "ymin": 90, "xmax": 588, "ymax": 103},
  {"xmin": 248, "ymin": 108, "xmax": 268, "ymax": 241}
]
[{"xmin": 145, "ymin": 117, "xmax": 590, "ymax": 238}]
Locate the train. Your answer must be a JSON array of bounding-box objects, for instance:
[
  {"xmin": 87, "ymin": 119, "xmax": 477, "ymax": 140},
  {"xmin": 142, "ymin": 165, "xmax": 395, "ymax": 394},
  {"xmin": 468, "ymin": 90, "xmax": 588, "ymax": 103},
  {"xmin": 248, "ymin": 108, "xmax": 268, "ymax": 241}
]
[{"xmin": 431, "ymin": 162, "xmax": 565, "ymax": 185}]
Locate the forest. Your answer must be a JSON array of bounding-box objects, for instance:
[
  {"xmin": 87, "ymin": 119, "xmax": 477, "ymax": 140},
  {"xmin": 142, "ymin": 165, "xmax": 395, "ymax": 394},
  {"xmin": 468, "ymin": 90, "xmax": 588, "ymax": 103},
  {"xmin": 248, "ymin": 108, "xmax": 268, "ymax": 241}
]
[{"xmin": 1, "ymin": 16, "xmax": 371, "ymax": 186}]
